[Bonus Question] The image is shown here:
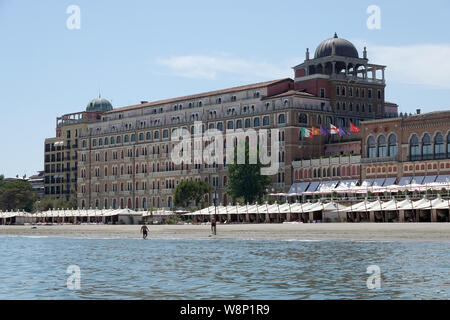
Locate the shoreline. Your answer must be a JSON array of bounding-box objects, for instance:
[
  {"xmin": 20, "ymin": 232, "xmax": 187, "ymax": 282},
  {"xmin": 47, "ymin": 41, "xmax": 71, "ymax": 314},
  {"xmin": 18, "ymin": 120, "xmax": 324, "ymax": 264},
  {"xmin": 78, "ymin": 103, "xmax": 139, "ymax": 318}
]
[{"xmin": 1, "ymin": 223, "xmax": 449, "ymax": 241}]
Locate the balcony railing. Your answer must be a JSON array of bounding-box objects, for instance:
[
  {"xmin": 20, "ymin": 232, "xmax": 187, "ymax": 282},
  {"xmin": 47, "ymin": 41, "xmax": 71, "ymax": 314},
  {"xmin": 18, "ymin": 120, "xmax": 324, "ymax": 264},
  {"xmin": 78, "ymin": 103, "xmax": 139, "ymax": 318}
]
[{"xmin": 408, "ymin": 153, "xmax": 448, "ymax": 161}]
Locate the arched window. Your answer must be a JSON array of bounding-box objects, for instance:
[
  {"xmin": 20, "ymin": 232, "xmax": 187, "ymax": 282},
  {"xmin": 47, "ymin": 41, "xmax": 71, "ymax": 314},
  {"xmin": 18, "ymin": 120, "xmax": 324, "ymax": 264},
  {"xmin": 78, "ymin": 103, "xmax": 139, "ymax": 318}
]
[
  {"xmin": 367, "ymin": 136, "xmax": 376, "ymax": 158},
  {"xmin": 146, "ymin": 132, "xmax": 151, "ymax": 140},
  {"xmin": 154, "ymin": 131, "xmax": 159, "ymax": 139},
  {"xmin": 254, "ymin": 118, "xmax": 260, "ymax": 127},
  {"xmin": 317, "ymin": 115, "xmax": 322, "ymax": 125},
  {"xmin": 388, "ymin": 134, "xmax": 397, "ymax": 157},
  {"xmin": 410, "ymin": 134, "xmax": 420, "ymax": 158},
  {"xmin": 447, "ymin": 133, "xmax": 450, "ymax": 154},
  {"xmin": 227, "ymin": 121, "xmax": 234, "ymax": 130},
  {"xmin": 217, "ymin": 122, "xmax": 223, "ymax": 131},
  {"xmin": 104, "ymin": 137, "xmax": 109, "ymax": 145},
  {"xmin": 139, "ymin": 133, "xmax": 144, "ymax": 141},
  {"xmin": 244, "ymin": 119, "xmax": 251, "ymax": 128},
  {"xmin": 111, "ymin": 137, "xmax": 115, "ymax": 144},
  {"xmin": 124, "ymin": 135, "xmax": 129, "ymax": 143},
  {"xmin": 377, "ymin": 135, "xmax": 387, "ymax": 157},
  {"xmin": 434, "ymin": 132, "xmax": 444, "ymax": 156},
  {"xmin": 236, "ymin": 120, "xmax": 242, "ymax": 129},
  {"xmin": 278, "ymin": 114, "xmax": 285, "ymax": 124},
  {"xmin": 163, "ymin": 130, "xmax": 169, "ymax": 138},
  {"xmin": 130, "ymin": 134, "xmax": 136, "ymax": 142},
  {"xmin": 299, "ymin": 113, "xmax": 307, "ymax": 124},
  {"xmin": 422, "ymin": 133, "xmax": 432, "ymax": 158},
  {"xmin": 263, "ymin": 116, "xmax": 270, "ymax": 126}
]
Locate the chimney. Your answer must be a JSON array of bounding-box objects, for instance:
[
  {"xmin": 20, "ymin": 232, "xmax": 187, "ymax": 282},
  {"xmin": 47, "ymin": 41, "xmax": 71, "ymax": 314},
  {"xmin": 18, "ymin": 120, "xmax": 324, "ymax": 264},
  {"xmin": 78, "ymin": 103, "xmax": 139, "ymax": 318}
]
[
  {"xmin": 416, "ymin": 109, "xmax": 421, "ymax": 115},
  {"xmin": 306, "ymin": 48, "xmax": 310, "ymax": 60},
  {"xmin": 141, "ymin": 101, "xmax": 148, "ymax": 104}
]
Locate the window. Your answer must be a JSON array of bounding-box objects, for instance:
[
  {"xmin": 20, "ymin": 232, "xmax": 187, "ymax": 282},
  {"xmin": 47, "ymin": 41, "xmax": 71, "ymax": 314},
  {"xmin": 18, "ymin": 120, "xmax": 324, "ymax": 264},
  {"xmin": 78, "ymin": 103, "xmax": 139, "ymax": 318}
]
[
  {"xmin": 377, "ymin": 135, "xmax": 387, "ymax": 157},
  {"xmin": 245, "ymin": 119, "xmax": 251, "ymax": 128},
  {"xmin": 124, "ymin": 135, "xmax": 129, "ymax": 143},
  {"xmin": 348, "ymin": 87, "xmax": 353, "ymax": 97},
  {"xmin": 236, "ymin": 120, "xmax": 242, "ymax": 129},
  {"xmin": 217, "ymin": 122, "xmax": 223, "ymax": 131},
  {"xmin": 227, "ymin": 121, "xmax": 234, "ymax": 130},
  {"xmin": 422, "ymin": 133, "xmax": 432, "ymax": 156},
  {"xmin": 163, "ymin": 130, "xmax": 169, "ymax": 138},
  {"xmin": 104, "ymin": 137, "xmax": 109, "ymax": 145},
  {"xmin": 146, "ymin": 132, "xmax": 151, "ymax": 140},
  {"xmin": 263, "ymin": 116, "xmax": 270, "ymax": 126},
  {"xmin": 92, "ymin": 139, "xmax": 97, "ymax": 147},
  {"xmin": 299, "ymin": 113, "xmax": 307, "ymax": 124},
  {"xmin": 447, "ymin": 133, "xmax": 450, "ymax": 154},
  {"xmin": 410, "ymin": 134, "xmax": 420, "ymax": 157},
  {"xmin": 254, "ymin": 118, "xmax": 260, "ymax": 127},
  {"xmin": 368, "ymin": 89, "xmax": 372, "ymax": 99},
  {"xmin": 336, "ymin": 86, "xmax": 340, "ymax": 96},
  {"xmin": 154, "ymin": 131, "xmax": 159, "ymax": 139},
  {"xmin": 434, "ymin": 133, "xmax": 445, "ymax": 155},
  {"xmin": 377, "ymin": 90, "xmax": 382, "ymax": 100},
  {"xmin": 367, "ymin": 136, "xmax": 376, "ymax": 158},
  {"xmin": 388, "ymin": 134, "xmax": 397, "ymax": 157},
  {"xmin": 278, "ymin": 114, "xmax": 285, "ymax": 124},
  {"xmin": 111, "ymin": 137, "xmax": 115, "ymax": 144},
  {"xmin": 320, "ymin": 88, "xmax": 325, "ymax": 98}
]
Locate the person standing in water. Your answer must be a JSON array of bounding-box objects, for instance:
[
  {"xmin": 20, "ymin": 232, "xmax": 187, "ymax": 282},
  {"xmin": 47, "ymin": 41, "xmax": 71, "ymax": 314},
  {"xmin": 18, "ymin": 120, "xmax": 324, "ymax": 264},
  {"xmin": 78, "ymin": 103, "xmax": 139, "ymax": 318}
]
[
  {"xmin": 211, "ymin": 218, "xmax": 217, "ymax": 236},
  {"xmin": 140, "ymin": 223, "xmax": 149, "ymax": 239}
]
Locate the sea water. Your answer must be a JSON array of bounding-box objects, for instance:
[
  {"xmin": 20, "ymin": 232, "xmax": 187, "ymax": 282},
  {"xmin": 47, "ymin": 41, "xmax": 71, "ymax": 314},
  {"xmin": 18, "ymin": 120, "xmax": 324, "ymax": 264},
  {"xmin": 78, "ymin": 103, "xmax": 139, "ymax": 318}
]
[{"xmin": 0, "ymin": 236, "xmax": 448, "ymax": 299}]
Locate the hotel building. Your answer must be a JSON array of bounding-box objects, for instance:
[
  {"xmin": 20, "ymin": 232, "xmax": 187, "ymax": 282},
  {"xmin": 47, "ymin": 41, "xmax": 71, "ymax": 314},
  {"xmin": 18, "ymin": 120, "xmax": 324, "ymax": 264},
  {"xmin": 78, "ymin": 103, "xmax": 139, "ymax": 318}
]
[
  {"xmin": 360, "ymin": 110, "xmax": 450, "ymax": 186},
  {"xmin": 43, "ymin": 99, "xmax": 112, "ymax": 201},
  {"xmin": 73, "ymin": 34, "xmax": 392, "ymax": 210}
]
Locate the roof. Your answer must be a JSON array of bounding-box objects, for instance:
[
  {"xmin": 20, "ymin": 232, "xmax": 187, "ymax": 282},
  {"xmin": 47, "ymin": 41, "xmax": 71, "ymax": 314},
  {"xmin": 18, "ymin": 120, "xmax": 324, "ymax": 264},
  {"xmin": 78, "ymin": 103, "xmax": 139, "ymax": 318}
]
[
  {"xmin": 260, "ymin": 90, "xmax": 317, "ymax": 100},
  {"xmin": 314, "ymin": 33, "xmax": 359, "ymax": 59},
  {"xmin": 106, "ymin": 78, "xmax": 293, "ymax": 114},
  {"xmin": 362, "ymin": 110, "xmax": 450, "ymax": 125}
]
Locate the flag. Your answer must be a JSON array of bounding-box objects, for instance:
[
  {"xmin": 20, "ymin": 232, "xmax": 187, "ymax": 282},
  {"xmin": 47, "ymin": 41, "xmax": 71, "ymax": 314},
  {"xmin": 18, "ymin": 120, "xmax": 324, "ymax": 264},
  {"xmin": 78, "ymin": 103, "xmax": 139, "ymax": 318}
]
[
  {"xmin": 320, "ymin": 126, "xmax": 330, "ymax": 135},
  {"xmin": 311, "ymin": 126, "xmax": 321, "ymax": 136},
  {"xmin": 330, "ymin": 124, "xmax": 339, "ymax": 135},
  {"xmin": 301, "ymin": 128, "xmax": 312, "ymax": 138},
  {"xmin": 339, "ymin": 126, "xmax": 351, "ymax": 136},
  {"xmin": 350, "ymin": 122, "xmax": 360, "ymax": 134}
]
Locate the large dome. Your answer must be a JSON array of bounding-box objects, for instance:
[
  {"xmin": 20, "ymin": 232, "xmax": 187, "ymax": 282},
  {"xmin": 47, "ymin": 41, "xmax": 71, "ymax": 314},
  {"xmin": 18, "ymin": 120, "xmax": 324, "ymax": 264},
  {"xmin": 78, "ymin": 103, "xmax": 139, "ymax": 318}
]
[
  {"xmin": 86, "ymin": 97, "xmax": 113, "ymax": 112},
  {"xmin": 314, "ymin": 33, "xmax": 359, "ymax": 59}
]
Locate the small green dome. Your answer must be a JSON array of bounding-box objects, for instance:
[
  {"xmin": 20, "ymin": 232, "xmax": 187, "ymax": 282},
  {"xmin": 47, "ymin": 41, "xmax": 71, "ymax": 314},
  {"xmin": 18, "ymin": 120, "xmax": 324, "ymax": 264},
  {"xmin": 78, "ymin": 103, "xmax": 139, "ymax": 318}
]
[{"xmin": 86, "ymin": 98, "xmax": 113, "ymax": 112}]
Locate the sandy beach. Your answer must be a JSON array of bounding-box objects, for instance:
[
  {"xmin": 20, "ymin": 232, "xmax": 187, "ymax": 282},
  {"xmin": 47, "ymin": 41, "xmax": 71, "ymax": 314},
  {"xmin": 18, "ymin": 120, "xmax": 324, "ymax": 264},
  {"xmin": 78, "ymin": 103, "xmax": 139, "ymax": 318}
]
[{"xmin": 0, "ymin": 223, "xmax": 449, "ymax": 241}]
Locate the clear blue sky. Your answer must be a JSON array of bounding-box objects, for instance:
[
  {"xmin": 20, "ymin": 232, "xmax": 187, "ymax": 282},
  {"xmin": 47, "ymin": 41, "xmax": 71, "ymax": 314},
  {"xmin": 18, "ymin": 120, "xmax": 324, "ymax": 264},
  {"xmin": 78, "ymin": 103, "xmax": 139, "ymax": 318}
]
[{"xmin": 1, "ymin": 0, "xmax": 449, "ymax": 178}]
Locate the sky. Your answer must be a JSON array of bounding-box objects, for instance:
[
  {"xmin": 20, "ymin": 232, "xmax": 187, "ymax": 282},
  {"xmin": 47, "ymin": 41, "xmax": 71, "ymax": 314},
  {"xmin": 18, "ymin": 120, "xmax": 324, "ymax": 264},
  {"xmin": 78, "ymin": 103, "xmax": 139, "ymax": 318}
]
[{"xmin": 0, "ymin": 0, "xmax": 449, "ymax": 178}]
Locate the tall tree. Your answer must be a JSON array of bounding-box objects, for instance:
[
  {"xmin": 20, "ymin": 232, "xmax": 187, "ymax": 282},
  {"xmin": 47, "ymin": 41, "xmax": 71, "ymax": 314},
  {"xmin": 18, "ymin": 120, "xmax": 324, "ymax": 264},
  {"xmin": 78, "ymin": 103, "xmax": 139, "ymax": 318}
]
[
  {"xmin": 0, "ymin": 178, "xmax": 36, "ymax": 212},
  {"xmin": 226, "ymin": 139, "xmax": 271, "ymax": 204},
  {"xmin": 174, "ymin": 180, "xmax": 212, "ymax": 209}
]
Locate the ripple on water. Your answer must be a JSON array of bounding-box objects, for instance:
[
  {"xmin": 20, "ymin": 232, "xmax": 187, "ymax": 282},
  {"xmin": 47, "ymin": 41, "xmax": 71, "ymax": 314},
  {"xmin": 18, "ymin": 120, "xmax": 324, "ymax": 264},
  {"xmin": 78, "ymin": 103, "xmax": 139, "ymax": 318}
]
[{"xmin": 0, "ymin": 237, "xmax": 448, "ymax": 299}]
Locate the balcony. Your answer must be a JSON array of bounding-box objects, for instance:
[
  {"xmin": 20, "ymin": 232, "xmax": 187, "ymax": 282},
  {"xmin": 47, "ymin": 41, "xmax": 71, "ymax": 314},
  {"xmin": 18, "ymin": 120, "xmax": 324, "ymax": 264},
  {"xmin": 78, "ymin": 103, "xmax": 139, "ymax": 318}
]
[
  {"xmin": 361, "ymin": 155, "xmax": 398, "ymax": 163},
  {"xmin": 408, "ymin": 153, "xmax": 448, "ymax": 161}
]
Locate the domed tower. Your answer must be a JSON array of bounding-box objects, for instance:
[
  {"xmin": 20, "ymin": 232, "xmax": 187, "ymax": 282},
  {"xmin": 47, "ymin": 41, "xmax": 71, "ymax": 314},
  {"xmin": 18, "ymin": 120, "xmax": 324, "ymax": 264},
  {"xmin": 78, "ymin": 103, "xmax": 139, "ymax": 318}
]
[
  {"xmin": 86, "ymin": 97, "xmax": 113, "ymax": 112},
  {"xmin": 292, "ymin": 33, "xmax": 387, "ymax": 123}
]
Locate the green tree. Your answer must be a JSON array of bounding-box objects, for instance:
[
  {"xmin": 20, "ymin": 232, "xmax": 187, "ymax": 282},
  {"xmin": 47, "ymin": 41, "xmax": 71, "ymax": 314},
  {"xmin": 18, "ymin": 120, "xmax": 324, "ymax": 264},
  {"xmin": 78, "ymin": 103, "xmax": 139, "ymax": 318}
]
[
  {"xmin": 35, "ymin": 196, "xmax": 78, "ymax": 212},
  {"xmin": 174, "ymin": 180, "xmax": 212, "ymax": 209},
  {"xmin": 0, "ymin": 178, "xmax": 36, "ymax": 212},
  {"xmin": 226, "ymin": 139, "xmax": 271, "ymax": 204}
]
